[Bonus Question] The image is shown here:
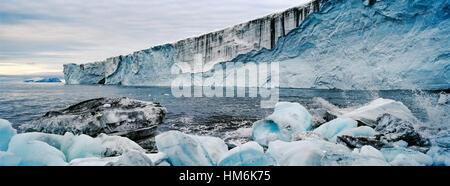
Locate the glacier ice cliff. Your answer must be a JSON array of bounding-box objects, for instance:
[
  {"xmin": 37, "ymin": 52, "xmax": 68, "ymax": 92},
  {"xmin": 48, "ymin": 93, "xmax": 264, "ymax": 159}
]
[{"xmin": 64, "ymin": 0, "xmax": 449, "ymax": 90}]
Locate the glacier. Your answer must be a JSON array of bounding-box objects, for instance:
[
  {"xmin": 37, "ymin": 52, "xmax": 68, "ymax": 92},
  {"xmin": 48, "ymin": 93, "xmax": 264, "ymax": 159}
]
[{"xmin": 64, "ymin": 0, "xmax": 449, "ymax": 90}]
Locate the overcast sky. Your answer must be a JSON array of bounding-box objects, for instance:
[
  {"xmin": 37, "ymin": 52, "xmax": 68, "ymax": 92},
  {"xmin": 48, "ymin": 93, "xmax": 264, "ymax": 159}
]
[{"xmin": 0, "ymin": 0, "xmax": 310, "ymax": 75}]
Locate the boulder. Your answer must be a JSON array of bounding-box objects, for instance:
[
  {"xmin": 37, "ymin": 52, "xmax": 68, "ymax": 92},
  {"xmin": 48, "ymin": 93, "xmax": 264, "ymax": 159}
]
[
  {"xmin": 19, "ymin": 97, "xmax": 167, "ymax": 150},
  {"xmin": 375, "ymin": 114, "xmax": 430, "ymax": 147}
]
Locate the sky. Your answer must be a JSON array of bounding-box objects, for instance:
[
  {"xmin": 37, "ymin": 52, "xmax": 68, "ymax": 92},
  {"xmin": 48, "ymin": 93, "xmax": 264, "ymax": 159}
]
[{"xmin": 0, "ymin": 0, "xmax": 310, "ymax": 75}]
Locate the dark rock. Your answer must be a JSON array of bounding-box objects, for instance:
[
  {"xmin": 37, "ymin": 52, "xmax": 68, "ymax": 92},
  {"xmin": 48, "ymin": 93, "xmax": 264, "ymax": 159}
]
[{"xmin": 336, "ymin": 135, "xmax": 390, "ymax": 149}]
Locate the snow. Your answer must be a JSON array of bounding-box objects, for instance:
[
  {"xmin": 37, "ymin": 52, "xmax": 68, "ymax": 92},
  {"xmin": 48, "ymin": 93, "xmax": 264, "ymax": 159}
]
[
  {"xmin": 0, "ymin": 119, "xmax": 16, "ymax": 151},
  {"xmin": 218, "ymin": 141, "xmax": 277, "ymax": 166},
  {"xmin": 313, "ymin": 117, "xmax": 357, "ymax": 141},
  {"xmin": 155, "ymin": 130, "xmax": 228, "ymax": 166},
  {"xmin": 252, "ymin": 102, "xmax": 312, "ymax": 146}
]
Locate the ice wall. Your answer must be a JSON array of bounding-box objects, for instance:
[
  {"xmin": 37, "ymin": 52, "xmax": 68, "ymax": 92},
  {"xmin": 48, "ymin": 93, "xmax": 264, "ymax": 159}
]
[
  {"xmin": 64, "ymin": 0, "xmax": 449, "ymax": 90},
  {"xmin": 64, "ymin": 0, "xmax": 324, "ymax": 86}
]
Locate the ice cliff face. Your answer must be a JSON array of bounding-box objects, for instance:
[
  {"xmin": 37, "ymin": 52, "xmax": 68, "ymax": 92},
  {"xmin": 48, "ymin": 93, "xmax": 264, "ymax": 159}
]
[
  {"xmin": 63, "ymin": 0, "xmax": 324, "ymax": 86},
  {"xmin": 64, "ymin": 0, "xmax": 449, "ymax": 90}
]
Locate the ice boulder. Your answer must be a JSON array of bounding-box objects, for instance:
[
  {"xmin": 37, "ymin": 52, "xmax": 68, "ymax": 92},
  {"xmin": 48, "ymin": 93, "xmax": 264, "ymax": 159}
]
[
  {"xmin": 266, "ymin": 139, "xmax": 351, "ymax": 166},
  {"xmin": 267, "ymin": 139, "xmax": 389, "ymax": 166},
  {"xmin": 68, "ymin": 157, "xmax": 119, "ymax": 166},
  {"xmin": 95, "ymin": 133, "xmax": 146, "ymax": 157},
  {"xmin": 380, "ymin": 147, "xmax": 433, "ymax": 166},
  {"xmin": 313, "ymin": 117, "xmax": 358, "ymax": 141},
  {"xmin": 0, "ymin": 119, "xmax": 17, "ymax": 151},
  {"xmin": 331, "ymin": 126, "xmax": 377, "ymax": 142},
  {"xmin": 427, "ymin": 146, "xmax": 450, "ymax": 166},
  {"xmin": 375, "ymin": 114, "xmax": 430, "ymax": 147},
  {"xmin": 7, "ymin": 133, "xmax": 68, "ymax": 166},
  {"xmin": 218, "ymin": 141, "xmax": 277, "ymax": 166},
  {"xmin": 106, "ymin": 151, "xmax": 154, "ymax": 166},
  {"xmin": 252, "ymin": 102, "xmax": 312, "ymax": 146},
  {"xmin": 155, "ymin": 131, "xmax": 228, "ymax": 166},
  {"xmin": 0, "ymin": 151, "xmax": 21, "ymax": 166},
  {"xmin": 60, "ymin": 133, "xmax": 103, "ymax": 161},
  {"xmin": 343, "ymin": 98, "xmax": 417, "ymax": 127},
  {"xmin": 19, "ymin": 97, "xmax": 167, "ymax": 150}
]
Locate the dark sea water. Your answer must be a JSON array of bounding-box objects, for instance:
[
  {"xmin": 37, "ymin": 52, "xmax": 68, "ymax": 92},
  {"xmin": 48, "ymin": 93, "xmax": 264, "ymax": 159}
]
[{"xmin": 0, "ymin": 82, "xmax": 448, "ymax": 146}]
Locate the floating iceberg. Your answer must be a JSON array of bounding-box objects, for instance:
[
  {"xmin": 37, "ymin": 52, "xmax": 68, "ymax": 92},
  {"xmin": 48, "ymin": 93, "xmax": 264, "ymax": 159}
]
[
  {"xmin": 252, "ymin": 102, "xmax": 312, "ymax": 146},
  {"xmin": 155, "ymin": 131, "xmax": 228, "ymax": 166},
  {"xmin": 0, "ymin": 119, "xmax": 16, "ymax": 151},
  {"xmin": 218, "ymin": 141, "xmax": 277, "ymax": 166}
]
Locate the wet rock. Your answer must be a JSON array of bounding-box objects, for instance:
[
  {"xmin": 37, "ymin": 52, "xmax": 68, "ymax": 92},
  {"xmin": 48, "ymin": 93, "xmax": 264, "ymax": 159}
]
[
  {"xmin": 19, "ymin": 97, "xmax": 167, "ymax": 150},
  {"xmin": 336, "ymin": 135, "xmax": 389, "ymax": 149}
]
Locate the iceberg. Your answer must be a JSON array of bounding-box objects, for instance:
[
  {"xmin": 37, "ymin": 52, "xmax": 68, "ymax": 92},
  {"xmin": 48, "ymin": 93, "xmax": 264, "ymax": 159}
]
[
  {"xmin": 252, "ymin": 102, "xmax": 312, "ymax": 146},
  {"xmin": 155, "ymin": 131, "xmax": 228, "ymax": 166},
  {"xmin": 218, "ymin": 142, "xmax": 277, "ymax": 166},
  {"xmin": 313, "ymin": 117, "xmax": 358, "ymax": 141},
  {"xmin": 7, "ymin": 133, "xmax": 68, "ymax": 166},
  {"xmin": 0, "ymin": 119, "xmax": 16, "ymax": 151}
]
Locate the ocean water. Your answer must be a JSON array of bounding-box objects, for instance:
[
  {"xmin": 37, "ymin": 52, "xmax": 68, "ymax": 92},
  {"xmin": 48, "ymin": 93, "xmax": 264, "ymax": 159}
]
[{"xmin": 0, "ymin": 82, "xmax": 448, "ymax": 146}]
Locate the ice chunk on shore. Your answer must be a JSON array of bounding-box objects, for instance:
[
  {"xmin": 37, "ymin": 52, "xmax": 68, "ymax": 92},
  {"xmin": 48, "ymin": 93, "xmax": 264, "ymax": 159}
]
[
  {"xmin": 252, "ymin": 102, "xmax": 312, "ymax": 146},
  {"xmin": 106, "ymin": 151, "xmax": 154, "ymax": 166},
  {"xmin": 95, "ymin": 133, "xmax": 145, "ymax": 157},
  {"xmin": 266, "ymin": 139, "xmax": 351, "ymax": 166},
  {"xmin": 343, "ymin": 98, "xmax": 416, "ymax": 126},
  {"xmin": 60, "ymin": 133, "xmax": 103, "ymax": 161},
  {"xmin": 155, "ymin": 131, "xmax": 228, "ymax": 166},
  {"xmin": 0, "ymin": 119, "xmax": 16, "ymax": 151},
  {"xmin": 267, "ymin": 139, "xmax": 389, "ymax": 166},
  {"xmin": 427, "ymin": 146, "xmax": 450, "ymax": 166},
  {"xmin": 380, "ymin": 147, "xmax": 433, "ymax": 166},
  {"xmin": 313, "ymin": 117, "xmax": 357, "ymax": 141},
  {"xmin": 355, "ymin": 145, "xmax": 386, "ymax": 161},
  {"xmin": 218, "ymin": 141, "xmax": 277, "ymax": 166},
  {"xmin": 8, "ymin": 133, "xmax": 68, "ymax": 166}
]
